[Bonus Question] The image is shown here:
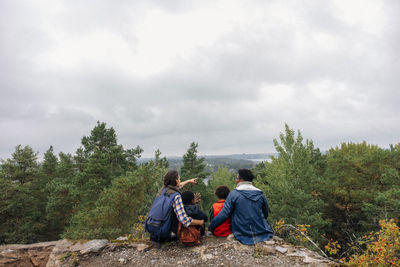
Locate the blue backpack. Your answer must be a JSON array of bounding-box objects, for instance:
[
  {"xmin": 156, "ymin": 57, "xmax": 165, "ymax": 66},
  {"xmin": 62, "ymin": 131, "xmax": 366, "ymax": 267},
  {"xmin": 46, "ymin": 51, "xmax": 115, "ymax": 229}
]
[{"xmin": 145, "ymin": 188, "xmax": 180, "ymax": 244}]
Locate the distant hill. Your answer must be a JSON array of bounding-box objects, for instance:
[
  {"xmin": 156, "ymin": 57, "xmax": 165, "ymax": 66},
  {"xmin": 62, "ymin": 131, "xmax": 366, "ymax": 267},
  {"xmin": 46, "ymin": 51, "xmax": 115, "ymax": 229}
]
[{"xmin": 138, "ymin": 153, "xmax": 276, "ymax": 172}]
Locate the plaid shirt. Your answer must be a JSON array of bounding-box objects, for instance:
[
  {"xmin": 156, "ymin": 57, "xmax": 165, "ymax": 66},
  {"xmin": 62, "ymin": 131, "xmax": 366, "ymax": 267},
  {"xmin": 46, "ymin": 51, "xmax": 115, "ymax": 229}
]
[{"xmin": 172, "ymin": 194, "xmax": 193, "ymax": 227}]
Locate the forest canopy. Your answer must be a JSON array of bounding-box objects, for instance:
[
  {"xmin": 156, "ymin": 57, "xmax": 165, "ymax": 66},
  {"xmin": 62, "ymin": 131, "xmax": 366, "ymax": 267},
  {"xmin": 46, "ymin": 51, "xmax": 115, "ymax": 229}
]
[{"xmin": 1, "ymin": 122, "xmax": 399, "ymax": 260}]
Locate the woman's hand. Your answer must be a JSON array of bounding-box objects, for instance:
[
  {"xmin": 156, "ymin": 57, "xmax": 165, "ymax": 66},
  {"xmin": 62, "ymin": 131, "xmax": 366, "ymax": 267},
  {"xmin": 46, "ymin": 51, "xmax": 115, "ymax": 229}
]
[
  {"xmin": 180, "ymin": 177, "xmax": 198, "ymax": 188},
  {"xmin": 186, "ymin": 178, "xmax": 198, "ymax": 184}
]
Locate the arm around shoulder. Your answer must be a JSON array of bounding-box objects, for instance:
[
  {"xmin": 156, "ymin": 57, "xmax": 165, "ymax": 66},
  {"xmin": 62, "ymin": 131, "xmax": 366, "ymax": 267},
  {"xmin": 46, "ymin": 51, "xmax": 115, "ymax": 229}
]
[{"xmin": 190, "ymin": 219, "xmax": 204, "ymax": 226}]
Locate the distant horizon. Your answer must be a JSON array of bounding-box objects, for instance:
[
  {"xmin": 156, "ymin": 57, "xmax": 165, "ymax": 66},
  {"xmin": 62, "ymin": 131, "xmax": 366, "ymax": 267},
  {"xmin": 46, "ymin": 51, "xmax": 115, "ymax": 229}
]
[
  {"xmin": 3, "ymin": 139, "xmax": 399, "ymax": 162},
  {"xmin": 139, "ymin": 151, "xmax": 277, "ymax": 160}
]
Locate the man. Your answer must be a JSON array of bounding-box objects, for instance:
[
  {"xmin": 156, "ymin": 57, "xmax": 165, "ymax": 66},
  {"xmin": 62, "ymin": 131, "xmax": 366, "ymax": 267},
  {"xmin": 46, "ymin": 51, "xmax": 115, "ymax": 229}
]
[{"xmin": 208, "ymin": 169, "xmax": 273, "ymax": 245}]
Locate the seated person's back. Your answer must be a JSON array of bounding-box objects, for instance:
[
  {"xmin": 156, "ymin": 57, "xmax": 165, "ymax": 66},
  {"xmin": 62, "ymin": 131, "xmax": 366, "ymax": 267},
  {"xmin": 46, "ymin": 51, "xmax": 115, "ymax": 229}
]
[
  {"xmin": 209, "ymin": 185, "xmax": 232, "ymax": 237},
  {"xmin": 208, "ymin": 169, "xmax": 273, "ymax": 245},
  {"xmin": 181, "ymin": 191, "xmax": 208, "ymax": 235}
]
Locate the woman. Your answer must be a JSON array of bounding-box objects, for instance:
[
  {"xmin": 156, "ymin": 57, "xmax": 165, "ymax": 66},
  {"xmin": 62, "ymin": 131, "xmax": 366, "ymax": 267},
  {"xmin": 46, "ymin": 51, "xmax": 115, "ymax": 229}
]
[
  {"xmin": 145, "ymin": 170, "xmax": 204, "ymax": 244},
  {"xmin": 162, "ymin": 170, "xmax": 204, "ymax": 235}
]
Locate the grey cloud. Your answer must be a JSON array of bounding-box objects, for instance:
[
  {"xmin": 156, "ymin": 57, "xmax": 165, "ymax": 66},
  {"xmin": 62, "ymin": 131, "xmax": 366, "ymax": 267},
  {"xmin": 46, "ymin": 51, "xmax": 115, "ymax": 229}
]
[{"xmin": 1, "ymin": 0, "xmax": 399, "ymax": 159}]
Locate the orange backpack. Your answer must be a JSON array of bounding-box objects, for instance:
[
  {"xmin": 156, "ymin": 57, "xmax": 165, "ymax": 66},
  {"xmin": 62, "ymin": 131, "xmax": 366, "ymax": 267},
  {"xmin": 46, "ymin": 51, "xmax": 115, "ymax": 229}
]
[{"xmin": 177, "ymin": 223, "xmax": 201, "ymax": 246}]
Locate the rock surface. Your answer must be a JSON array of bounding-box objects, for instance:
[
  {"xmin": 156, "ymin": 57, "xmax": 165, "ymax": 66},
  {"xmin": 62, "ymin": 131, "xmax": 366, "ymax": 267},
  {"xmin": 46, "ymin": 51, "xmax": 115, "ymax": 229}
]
[
  {"xmin": 69, "ymin": 240, "xmax": 108, "ymax": 254},
  {"xmin": 0, "ymin": 241, "xmax": 58, "ymax": 267},
  {"xmin": 0, "ymin": 236, "xmax": 339, "ymax": 267}
]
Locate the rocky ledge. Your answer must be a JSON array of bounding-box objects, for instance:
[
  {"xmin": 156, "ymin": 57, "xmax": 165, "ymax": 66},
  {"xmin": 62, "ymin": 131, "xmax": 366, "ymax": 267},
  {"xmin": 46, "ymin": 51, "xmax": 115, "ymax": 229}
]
[{"xmin": 0, "ymin": 235, "xmax": 339, "ymax": 267}]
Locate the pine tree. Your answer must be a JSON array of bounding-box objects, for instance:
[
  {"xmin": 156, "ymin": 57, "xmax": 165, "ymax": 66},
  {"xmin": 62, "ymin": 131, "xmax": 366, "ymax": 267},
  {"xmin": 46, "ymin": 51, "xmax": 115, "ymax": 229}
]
[
  {"xmin": 62, "ymin": 160, "xmax": 167, "ymax": 239},
  {"xmin": 0, "ymin": 145, "xmax": 47, "ymax": 243},
  {"xmin": 1, "ymin": 145, "xmax": 40, "ymax": 184},
  {"xmin": 73, "ymin": 122, "xmax": 143, "ymax": 206},
  {"xmin": 154, "ymin": 149, "xmax": 169, "ymax": 169},
  {"xmin": 254, "ymin": 124, "xmax": 327, "ymax": 243},
  {"xmin": 42, "ymin": 146, "xmax": 58, "ymax": 178},
  {"xmin": 45, "ymin": 152, "xmax": 78, "ymax": 239},
  {"xmin": 81, "ymin": 121, "xmax": 118, "ymax": 155},
  {"xmin": 321, "ymin": 142, "xmax": 400, "ymax": 248},
  {"xmin": 64, "ymin": 122, "xmax": 144, "ymax": 237},
  {"xmin": 124, "ymin": 146, "xmax": 144, "ymax": 171},
  {"xmin": 180, "ymin": 142, "xmax": 207, "ymax": 179},
  {"xmin": 180, "ymin": 142, "xmax": 209, "ymax": 210}
]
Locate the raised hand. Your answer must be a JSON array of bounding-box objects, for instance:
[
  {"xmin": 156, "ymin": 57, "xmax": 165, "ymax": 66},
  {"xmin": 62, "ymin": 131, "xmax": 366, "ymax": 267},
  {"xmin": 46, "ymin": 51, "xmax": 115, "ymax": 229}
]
[
  {"xmin": 180, "ymin": 177, "xmax": 198, "ymax": 188},
  {"xmin": 194, "ymin": 192, "xmax": 201, "ymax": 204},
  {"xmin": 188, "ymin": 178, "xmax": 198, "ymax": 184}
]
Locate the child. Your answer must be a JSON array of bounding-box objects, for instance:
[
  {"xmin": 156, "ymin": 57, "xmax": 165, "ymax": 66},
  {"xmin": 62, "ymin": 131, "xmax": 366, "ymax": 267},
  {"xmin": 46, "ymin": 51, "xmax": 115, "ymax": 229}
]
[
  {"xmin": 181, "ymin": 191, "xmax": 208, "ymax": 235},
  {"xmin": 209, "ymin": 185, "xmax": 232, "ymax": 237}
]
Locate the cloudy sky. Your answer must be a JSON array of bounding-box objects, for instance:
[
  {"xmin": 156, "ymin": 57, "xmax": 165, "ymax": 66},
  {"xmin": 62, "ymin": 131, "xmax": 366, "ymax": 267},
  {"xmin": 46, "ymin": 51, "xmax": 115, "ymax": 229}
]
[{"xmin": 0, "ymin": 0, "xmax": 399, "ymax": 159}]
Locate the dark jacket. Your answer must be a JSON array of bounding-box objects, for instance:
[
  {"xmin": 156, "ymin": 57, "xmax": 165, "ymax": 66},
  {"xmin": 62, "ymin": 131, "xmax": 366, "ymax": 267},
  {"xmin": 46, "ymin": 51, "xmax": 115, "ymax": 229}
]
[
  {"xmin": 184, "ymin": 204, "xmax": 207, "ymax": 235},
  {"xmin": 184, "ymin": 204, "xmax": 208, "ymax": 222},
  {"xmin": 208, "ymin": 182, "xmax": 273, "ymax": 245}
]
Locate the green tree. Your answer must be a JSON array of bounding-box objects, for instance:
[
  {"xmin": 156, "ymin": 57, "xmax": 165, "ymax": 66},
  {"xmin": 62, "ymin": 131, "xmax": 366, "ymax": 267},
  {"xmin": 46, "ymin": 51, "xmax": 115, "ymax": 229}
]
[
  {"xmin": 203, "ymin": 166, "xmax": 236, "ymax": 214},
  {"xmin": 0, "ymin": 145, "xmax": 47, "ymax": 243},
  {"xmin": 60, "ymin": 122, "xmax": 146, "ymax": 239},
  {"xmin": 80, "ymin": 121, "xmax": 128, "ymax": 178},
  {"xmin": 208, "ymin": 166, "xmax": 236, "ymax": 191},
  {"xmin": 321, "ymin": 142, "xmax": 400, "ymax": 249},
  {"xmin": 81, "ymin": 121, "xmax": 118, "ymax": 155},
  {"xmin": 142, "ymin": 149, "xmax": 169, "ymax": 212},
  {"xmin": 180, "ymin": 142, "xmax": 207, "ymax": 179},
  {"xmin": 42, "ymin": 146, "xmax": 58, "ymax": 178},
  {"xmin": 124, "ymin": 146, "xmax": 144, "ymax": 171},
  {"xmin": 74, "ymin": 150, "xmax": 114, "ymax": 205},
  {"xmin": 254, "ymin": 124, "xmax": 327, "ymax": 244},
  {"xmin": 74, "ymin": 147, "xmax": 86, "ymax": 173},
  {"xmin": 154, "ymin": 149, "xmax": 169, "ymax": 169},
  {"xmin": 1, "ymin": 145, "xmax": 40, "ymax": 184},
  {"xmin": 63, "ymin": 160, "xmax": 165, "ymax": 239},
  {"xmin": 180, "ymin": 142, "xmax": 209, "ymax": 210},
  {"xmin": 46, "ymin": 152, "xmax": 78, "ymax": 239},
  {"xmin": 74, "ymin": 122, "xmax": 143, "ymax": 206}
]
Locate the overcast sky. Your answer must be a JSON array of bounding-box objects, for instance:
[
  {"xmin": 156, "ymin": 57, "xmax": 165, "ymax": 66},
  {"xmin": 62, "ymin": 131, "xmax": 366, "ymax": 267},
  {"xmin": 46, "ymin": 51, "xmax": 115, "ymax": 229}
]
[{"xmin": 0, "ymin": 0, "xmax": 399, "ymax": 159}]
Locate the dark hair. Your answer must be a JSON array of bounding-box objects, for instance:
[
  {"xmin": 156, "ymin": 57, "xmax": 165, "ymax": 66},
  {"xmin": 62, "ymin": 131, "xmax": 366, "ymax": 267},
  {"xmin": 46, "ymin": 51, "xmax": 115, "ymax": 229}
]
[
  {"xmin": 181, "ymin": 191, "xmax": 194, "ymax": 205},
  {"xmin": 238, "ymin": 169, "xmax": 255, "ymax": 182},
  {"xmin": 164, "ymin": 170, "xmax": 179, "ymax": 186},
  {"xmin": 215, "ymin": 186, "xmax": 230, "ymax": 199}
]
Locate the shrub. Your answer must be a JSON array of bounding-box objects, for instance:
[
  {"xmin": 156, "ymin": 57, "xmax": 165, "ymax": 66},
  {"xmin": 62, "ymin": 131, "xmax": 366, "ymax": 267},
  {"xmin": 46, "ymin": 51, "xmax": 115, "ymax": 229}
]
[{"xmin": 345, "ymin": 219, "xmax": 400, "ymax": 266}]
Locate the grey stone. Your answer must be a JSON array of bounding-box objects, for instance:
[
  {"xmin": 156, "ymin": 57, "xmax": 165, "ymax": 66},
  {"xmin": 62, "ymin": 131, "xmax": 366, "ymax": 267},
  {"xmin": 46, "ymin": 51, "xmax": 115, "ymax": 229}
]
[
  {"xmin": 263, "ymin": 240, "xmax": 275, "ymax": 245},
  {"xmin": 118, "ymin": 257, "xmax": 128, "ymax": 264},
  {"xmin": 117, "ymin": 236, "xmax": 128, "ymax": 241},
  {"xmin": 46, "ymin": 240, "xmax": 71, "ymax": 267},
  {"xmin": 275, "ymin": 246, "xmax": 288, "ymax": 254},
  {"xmin": 1, "ymin": 248, "xmax": 15, "ymax": 254},
  {"xmin": 287, "ymin": 251, "xmax": 308, "ymax": 257},
  {"xmin": 272, "ymin": 235, "xmax": 284, "ymax": 241},
  {"xmin": 70, "ymin": 239, "xmax": 108, "ymax": 254}
]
